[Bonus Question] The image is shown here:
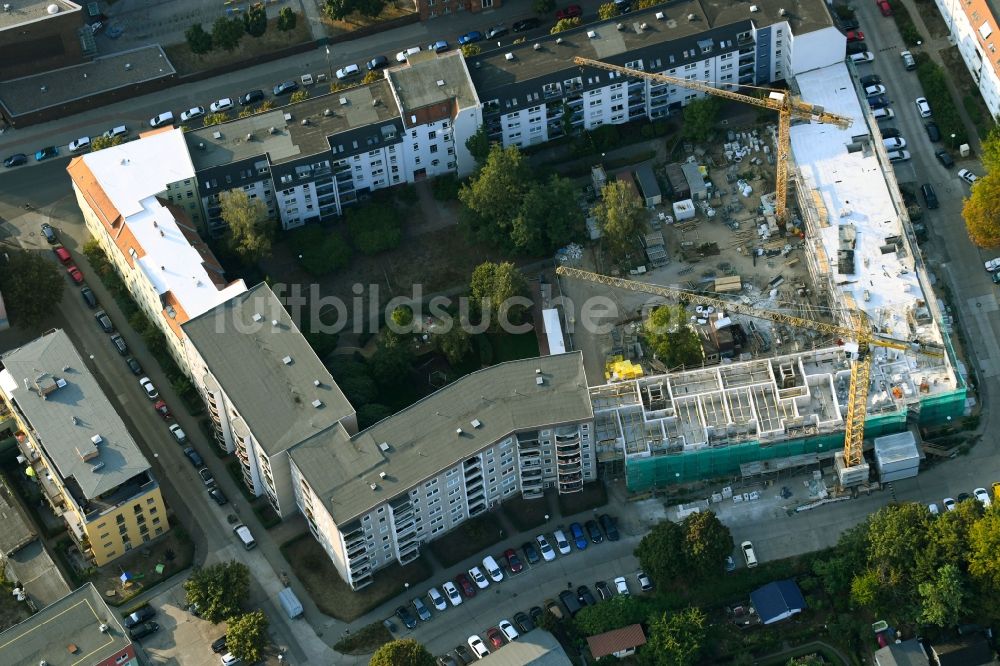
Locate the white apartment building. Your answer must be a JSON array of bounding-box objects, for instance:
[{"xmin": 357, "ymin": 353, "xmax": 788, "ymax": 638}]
[
  {"xmin": 288, "ymin": 352, "xmax": 594, "ymax": 590},
  {"xmin": 935, "ymin": 0, "xmax": 1000, "ymax": 119},
  {"xmin": 182, "ymin": 283, "xmax": 356, "ymax": 517},
  {"xmin": 67, "ymin": 128, "xmax": 247, "ymax": 373}
]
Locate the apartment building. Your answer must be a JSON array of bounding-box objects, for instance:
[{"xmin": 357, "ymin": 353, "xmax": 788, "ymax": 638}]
[
  {"xmin": 182, "ymin": 283, "xmax": 356, "ymax": 518},
  {"xmin": 468, "ymin": 0, "xmax": 844, "ymax": 150},
  {"xmin": 0, "ymin": 0, "xmax": 85, "ymax": 81},
  {"xmin": 288, "ymin": 352, "xmax": 594, "ymax": 590},
  {"xmin": 934, "ymin": 0, "xmax": 1000, "ymax": 119},
  {"xmin": 0, "ymin": 583, "xmax": 137, "ymax": 666},
  {"xmin": 416, "ymin": 0, "xmax": 501, "ymax": 22},
  {"xmin": 0, "ymin": 330, "xmax": 168, "ymax": 566},
  {"xmin": 67, "ymin": 127, "xmax": 247, "ymax": 374}
]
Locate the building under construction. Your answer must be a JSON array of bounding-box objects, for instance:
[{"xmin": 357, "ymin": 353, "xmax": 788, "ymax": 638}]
[{"xmin": 583, "ymin": 57, "xmax": 966, "ymax": 492}]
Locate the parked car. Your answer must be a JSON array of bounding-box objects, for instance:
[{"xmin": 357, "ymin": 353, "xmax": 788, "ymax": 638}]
[
  {"xmin": 901, "ymin": 50, "xmax": 917, "ymax": 70},
  {"xmin": 125, "ymin": 356, "xmax": 142, "ymax": 376},
  {"xmin": 3, "ymin": 153, "xmax": 27, "ymax": 168},
  {"xmin": 935, "ymin": 150, "xmax": 955, "ymax": 168},
  {"xmin": 94, "ymin": 309, "xmax": 114, "ymax": 333},
  {"xmin": 568, "ymin": 523, "xmax": 588, "ymax": 550},
  {"xmin": 925, "ymin": 121, "xmax": 941, "ymax": 141},
  {"xmin": 559, "ymin": 589, "xmax": 582, "ymax": 617},
  {"xmin": 110, "ymin": 333, "xmax": 127, "ymax": 356},
  {"xmin": 959, "ymin": 168, "xmax": 979, "ymax": 185},
  {"xmin": 486, "ymin": 24, "xmax": 508, "ymax": 39},
  {"xmin": 66, "ymin": 265, "xmax": 84, "ymax": 285},
  {"xmin": 35, "ymin": 146, "xmax": 59, "ymax": 161},
  {"xmin": 873, "ymin": 107, "xmax": 894, "ymax": 120},
  {"xmin": 273, "ymin": 80, "xmax": 299, "ymax": 96},
  {"xmin": 915, "ymin": 96, "xmax": 932, "ymax": 117},
  {"xmin": 556, "ymin": 4, "xmax": 582, "ymax": 19},
  {"xmin": 513, "ymin": 17, "xmax": 540, "ymax": 32},
  {"xmin": 184, "ymin": 447, "xmax": 203, "ymax": 467},
  {"xmin": 395, "ymin": 605, "xmax": 417, "ymax": 630},
  {"xmin": 498, "ymin": 619, "xmax": 519, "ymax": 641},
  {"xmin": 395, "ymin": 46, "xmax": 421, "ymax": 62},
  {"xmin": 552, "ymin": 529, "xmax": 571, "ymax": 555},
  {"xmin": 846, "ymin": 42, "xmax": 868, "ymax": 55},
  {"xmin": 211, "ymin": 635, "xmax": 228, "ymax": 653},
  {"xmin": 595, "ymin": 580, "xmax": 612, "ymax": 600},
  {"xmin": 428, "ymin": 40, "xmax": 449, "ymax": 53},
  {"xmin": 198, "ymin": 467, "xmax": 215, "ymax": 486},
  {"xmin": 599, "ymin": 514, "xmax": 620, "ymax": 541},
  {"xmin": 207, "ymin": 98, "xmax": 233, "ymax": 113},
  {"xmin": 860, "ymin": 74, "xmax": 882, "ymax": 87},
  {"xmin": 411, "ymin": 596, "xmax": 432, "ymax": 621},
  {"xmin": 366, "ymin": 55, "xmax": 390, "ymax": 70},
  {"xmin": 128, "ymin": 621, "xmax": 159, "ymax": 639},
  {"xmin": 585, "ymin": 519, "xmax": 604, "ymax": 543},
  {"xmin": 123, "ymin": 606, "xmax": 155, "ymax": 628},
  {"xmin": 504, "ymin": 548, "xmax": 523, "ymax": 574},
  {"xmin": 513, "ymin": 611, "xmax": 535, "ymax": 633},
  {"xmin": 208, "ymin": 486, "xmax": 228, "ymax": 505},
  {"xmin": 846, "ymin": 30, "xmax": 865, "ymax": 42},
  {"xmin": 886, "ymin": 149, "xmax": 911, "ymax": 162},
  {"xmin": 457, "ymin": 30, "xmax": 484, "ymax": 45},
  {"xmin": 529, "ymin": 606, "xmax": 544, "ymax": 625},
  {"xmin": 839, "ymin": 17, "xmax": 860, "ymax": 30},
  {"xmin": 614, "ymin": 576, "xmax": 630, "ymax": 595},
  {"xmin": 468, "ymin": 566, "xmax": 490, "ymax": 589},
  {"xmin": 442, "ymin": 581, "xmax": 463, "ymax": 606},
  {"xmin": 928, "ymin": 503, "xmax": 939, "ymax": 515},
  {"xmin": 336, "ymin": 64, "xmax": 360, "ymax": 80},
  {"xmin": 54, "ymin": 245, "xmax": 71, "ymax": 264},
  {"xmin": 725, "ymin": 555, "xmax": 737, "ymax": 572},
  {"xmin": 577, "ymin": 585, "xmax": 596, "ymax": 606},
  {"xmin": 139, "ymin": 377, "xmax": 158, "ymax": 399},
  {"xmin": 850, "ymin": 51, "xmax": 875, "ymax": 64},
  {"xmin": 149, "ymin": 111, "xmax": 174, "ymax": 128},
  {"xmin": 522, "ymin": 541, "xmax": 540, "ymax": 564},
  {"xmin": 877, "ymin": 0, "xmax": 892, "ymax": 14},
  {"xmin": 535, "ymin": 534, "xmax": 556, "ymax": 561},
  {"xmin": 468, "ymin": 635, "xmax": 490, "ymax": 658},
  {"xmin": 455, "ymin": 573, "xmax": 476, "ymax": 598},
  {"xmin": 80, "ymin": 286, "xmax": 97, "ymax": 308},
  {"xmin": 239, "ymin": 90, "xmax": 266, "ymax": 106},
  {"xmin": 742, "ymin": 540, "xmax": 758, "ymax": 568},
  {"xmin": 428, "ymin": 587, "xmax": 447, "ymax": 611},
  {"xmin": 221, "ymin": 653, "xmax": 240, "ymax": 666},
  {"xmin": 864, "ymin": 84, "xmax": 886, "ymax": 97},
  {"xmin": 180, "ymin": 106, "xmax": 206, "ymax": 122},
  {"xmin": 880, "ymin": 127, "xmax": 901, "ymax": 139},
  {"xmin": 637, "ymin": 571, "xmax": 653, "ymax": 592},
  {"xmin": 868, "ymin": 95, "xmax": 889, "ymax": 109},
  {"xmin": 883, "ymin": 137, "xmax": 907, "ymax": 150},
  {"xmin": 921, "ymin": 183, "xmax": 938, "ymax": 209},
  {"xmin": 974, "ymin": 487, "xmax": 992, "ymax": 507},
  {"xmin": 40, "ymin": 223, "xmax": 57, "ymax": 244},
  {"xmin": 68, "ymin": 136, "xmax": 91, "ymax": 153},
  {"xmin": 943, "ymin": 497, "xmax": 957, "ymax": 511},
  {"xmin": 454, "ymin": 644, "xmax": 474, "ymax": 663}
]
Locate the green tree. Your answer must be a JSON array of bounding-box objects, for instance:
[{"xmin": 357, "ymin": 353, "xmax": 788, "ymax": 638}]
[
  {"xmin": 369, "ymin": 330, "xmax": 413, "ymax": 387},
  {"xmin": 225, "ymin": 610, "xmax": 269, "ymax": 663},
  {"xmin": 917, "ymin": 500, "xmax": 980, "ymax": 583},
  {"xmin": 293, "ymin": 227, "xmax": 351, "ymax": 276},
  {"xmin": 329, "ymin": 357, "xmax": 378, "ymax": 405},
  {"xmin": 358, "ymin": 403, "xmax": 393, "ymax": 428},
  {"xmin": 185, "ymin": 23, "xmax": 213, "ymax": 54},
  {"xmin": 633, "ymin": 0, "xmax": 659, "ymax": 8},
  {"xmin": 212, "ymin": 16, "xmax": 244, "ymax": 51},
  {"xmin": 277, "ymin": 6, "xmax": 297, "ymax": 30},
  {"xmin": 645, "ymin": 607, "xmax": 707, "ymax": 666},
  {"xmin": 219, "ymin": 189, "xmax": 274, "ymax": 263},
  {"xmin": 643, "ymin": 305, "xmax": 703, "ymax": 368},
  {"xmin": 362, "ymin": 69, "xmax": 382, "ymax": 85},
  {"xmin": 0, "ymin": 250, "xmax": 64, "ymax": 327},
  {"xmin": 968, "ymin": 510, "xmax": 1000, "ymax": 595},
  {"xmin": 465, "ymin": 126, "xmax": 493, "ymax": 165},
  {"xmin": 635, "ymin": 519, "xmax": 686, "ymax": 588},
  {"xmin": 513, "ymin": 175, "xmax": 586, "ymax": 255},
  {"xmin": 90, "ymin": 134, "xmax": 125, "ymax": 151},
  {"xmin": 461, "ymin": 44, "xmax": 482, "ymax": 57},
  {"xmin": 183, "ymin": 561, "xmax": 250, "ymax": 624},
  {"xmin": 533, "ymin": 0, "xmax": 555, "ymax": 12},
  {"xmin": 919, "ymin": 563, "xmax": 966, "ymax": 627},
  {"xmin": 980, "ymin": 125, "xmax": 1000, "ymax": 172},
  {"xmin": 813, "ymin": 521, "xmax": 869, "ymax": 605},
  {"xmin": 574, "ymin": 595, "xmax": 647, "ymax": 635},
  {"xmin": 243, "ymin": 3, "xmax": 267, "ymax": 37},
  {"xmin": 391, "ymin": 305, "xmax": 413, "ymax": 329},
  {"xmin": 370, "ymin": 638, "xmax": 435, "ymax": 666},
  {"xmin": 459, "ymin": 144, "xmax": 533, "ymax": 251},
  {"xmin": 598, "ymin": 2, "xmax": 620, "ymax": 19},
  {"xmin": 324, "ymin": 0, "xmax": 352, "ymax": 19},
  {"xmin": 855, "ymin": 503, "xmax": 933, "ymax": 617},
  {"xmin": 469, "ymin": 261, "xmax": 529, "ymax": 329},
  {"xmin": 290, "ymin": 89, "xmax": 310, "ymax": 103},
  {"xmin": 354, "ymin": 0, "xmax": 386, "ymax": 17},
  {"xmin": 963, "ymin": 173, "xmax": 1000, "ymax": 247},
  {"xmin": 435, "ymin": 324, "xmax": 472, "ymax": 365},
  {"xmin": 786, "ymin": 657, "xmax": 825, "ymax": 666},
  {"xmin": 347, "ymin": 202, "xmax": 403, "ymax": 255},
  {"xmin": 682, "ymin": 511, "xmax": 733, "ymax": 577},
  {"xmin": 203, "ymin": 112, "xmax": 229, "ymax": 127},
  {"xmin": 682, "ymin": 96, "xmax": 723, "ymax": 142},
  {"xmin": 551, "ymin": 17, "xmax": 582, "ymax": 33},
  {"xmin": 592, "ymin": 179, "xmax": 644, "ymax": 260}
]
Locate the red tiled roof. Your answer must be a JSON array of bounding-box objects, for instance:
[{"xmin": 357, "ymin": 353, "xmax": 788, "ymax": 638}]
[{"xmin": 586, "ymin": 624, "xmax": 647, "ymax": 659}]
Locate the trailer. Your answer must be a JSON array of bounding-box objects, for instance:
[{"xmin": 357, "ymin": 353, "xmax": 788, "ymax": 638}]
[{"xmin": 278, "ymin": 587, "xmax": 303, "ymax": 619}]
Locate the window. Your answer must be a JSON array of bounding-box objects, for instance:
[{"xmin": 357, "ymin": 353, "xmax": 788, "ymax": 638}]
[
  {"xmin": 116, "ymin": 515, "xmax": 125, "ymax": 525},
  {"xmin": 429, "ymin": 131, "xmax": 437, "ymax": 139},
  {"xmin": 430, "ymin": 145, "xmax": 438, "ymax": 154}
]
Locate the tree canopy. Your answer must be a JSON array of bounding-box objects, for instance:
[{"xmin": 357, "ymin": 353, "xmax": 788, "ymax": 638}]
[
  {"xmin": 465, "ymin": 126, "xmax": 493, "ymax": 165},
  {"xmin": 682, "ymin": 510, "xmax": 734, "ymax": 575},
  {"xmin": 323, "ymin": 0, "xmax": 384, "ymax": 19},
  {"xmin": 347, "ymin": 202, "xmax": 403, "ymax": 255},
  {"xmin": 551, "ymin": 17, "xmax": 582, "ymax": 33},
  {"xmin": 185, "ymin": 23, "xmax": 213, "ymax": 54},
  {"xmin": 183, "ymin": 561, "xmax": 250, "ymax": 624},
  {"xmin": 277, "ymin": 7, "xmax": 297, "ymax": 30},
  {"xmin": 592, "ymin": 179, "xmax": 644, "ymax": 260},
  {"xmin": 645, "ymin": 607, "xmax": 708, "ymax": 666},
  {"xmin": 211, "ymin": 16, "xmax": 244, "ymax": 51},
  {"xmin": 574, "ymin": 595, "xmax": 647, "ymax": 635},
  {"xmin": 469, "ymin": 261, "xmax": 529, "ymax": 329},
  {"xmin": 225, "ymin": 610, "xmax": 269, "ymax": 663},
  {"xmin": 0, "ymin": 250, "xmax": 64, "ymax": 327},
  {"xmin": 635, "ymin": 512, "xmax": 731, "ymax": 589},
  {"xmin": 370, "ymin": 639, "xmax": 435, "ymax": 666},
  {"xmin": 635, "ymin": 519, "xmax": 687, "ymax": 587},
  {"xmin": 435, "ymin": 323, "xmax": 472, "ymax": 365},
  {"xmin": 597, "ymin": 2, "xmax": 621, "ymax": 19},
  {"xmin": 219, "ymin": 189, "xmax": 274, "ymax": 263},
  {"xmin": 682, "ymin": 96, "xmax": 723, "ymax": 142},
  {"xmin": 962, "ymin": 125, "xmax": 999, "ymax": 246},
  {"xmin": 644, "ymin": 305, "xmax": 704, "ymax": 368},
  {"xmin": 243, "ymin": 4, "xmax": 267, "ymax": 37}
]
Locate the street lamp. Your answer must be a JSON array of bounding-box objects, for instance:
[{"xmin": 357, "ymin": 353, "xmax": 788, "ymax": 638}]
[
  {"xmin": 544, "ymin": 514, "xmax": 550, "ymax": 522},
  {"xmin": 951, "ymin": 133, "xmax": 957, "ymax": 150},
  {"xmin": 325, "ymin": 46, "xmax": 333, "ymax": 82}
]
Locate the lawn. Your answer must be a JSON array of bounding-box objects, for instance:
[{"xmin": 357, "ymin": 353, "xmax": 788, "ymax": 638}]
[
  {"xmin": 500, "ymin": 494, "xmax": 551, "ymax": 532},
  {"xmin": 557, "ymin": 482, "xmax": 608, "ymax": 517},
  {"xmin": 489, "ymin": 331, "xmax": 540, "ymax": 363},
  {"xmin": 333, "ymin": 620, "xmax": 393, "ymax": 655},
  {"xmin": 427, "ymin": 514, "xmax": 505, "ymax": 568},
  {"xmin": 164, "ymin": 15, "xmax": 312, "ymax": 76},
  {"xmin": 281, "ymin": 533, "xmax": 431, "ymax": 622}
]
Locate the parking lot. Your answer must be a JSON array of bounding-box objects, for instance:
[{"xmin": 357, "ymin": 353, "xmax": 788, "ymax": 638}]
[{"xmin": 126, "ymin": 578, "xmax": 227, "ymax": 666}]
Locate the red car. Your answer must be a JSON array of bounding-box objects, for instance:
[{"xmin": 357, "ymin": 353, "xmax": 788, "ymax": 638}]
[
  {"xmin": 153, "ymin": 400, "xmax": 172, "ymax": 420},
  {"xmin": 877, "ymin": 0, "xmax": 892, "ymax": 15},
  {"xmin": 455, "ymin": 573, "xmax": 476, "ymax": 598},
  {"xmin": 486, "ymin": 627, "xmax": 505, "ymax": 649},
  {"xmin": 504, "ymin": 548, "xmax": 523, "ymax": 574},
  {"xmin": 556, "ymin": 4, "xmax": 581, "ymax": 19},
  {"xmin": 66, "ymin": 265, "xmax": 84, "ymax": 284},
  {"xmin": 53, "ymin": 245, "xmax": 71, "ymax": 265},
  {"xmin": 846, "ymin": 30, "xmax": 864, "ymax": 42}
]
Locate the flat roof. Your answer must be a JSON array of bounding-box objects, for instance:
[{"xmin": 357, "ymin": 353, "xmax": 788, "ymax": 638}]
[
  {"xmin": 0, "ymin": 477, "xmax": 35, "ymax": 557},
  {"xmin": 0, "ymin": 583, "xmax": 132, "ymax": 665},
  {"xmin": 291, "ymin": 352, "xmax": 592, "ymax": 524},
  {"xmin": 182, "ymin": 283, "xmax": 354, "ymax": 456},
  {"xmin": 386, "ymin": 50, "xmax": 480, "ymax": 118},
  {"xmin": 479, "ymin": 630, "xmax": 572, "ymax": 665},
  {"xmin": 0, "ymin": 46, "xmax": 174, "ymax": 118},
  {"xmin": 0, "ymin": 0, "xmax": 79, "ymax": 31},
  {"xmin": 186, "ymin": 79, "xmax": 401, "ymax": 169},
  {"xmin": 0, "ymin": 330, "xmax": 152, "ymax": 499}
]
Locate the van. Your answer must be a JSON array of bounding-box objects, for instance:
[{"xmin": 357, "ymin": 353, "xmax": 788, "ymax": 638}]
[
  {"xmin": 741, "ymin": 540, "xmax": 758, "ymax": 568},
  {"xmin": 482, "ymin": 555, "xmax": 504, "ymax": 583},
  {"xmin": 149, "ymin": 111, "xmax": 175, "ymax": 128},
  {"xmin": 921, "ymin": 183, "xmax": 938, "ymax": 209},
  {"xmin": 110, "ymin": 333, "xmax": 128, "ymax": 356},
  {"xmin": 232, "ymin": 523, "xmax": 256, "ymax": 550}
]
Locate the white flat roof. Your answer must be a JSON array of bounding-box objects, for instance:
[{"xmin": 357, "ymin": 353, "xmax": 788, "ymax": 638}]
[
  {"xmin": 790, "ymin": 64, "xmax": 930, "ymax": 343},
  {"xmin": 542, "ymin": 308, "xmax": 566, "ymax": 355}
]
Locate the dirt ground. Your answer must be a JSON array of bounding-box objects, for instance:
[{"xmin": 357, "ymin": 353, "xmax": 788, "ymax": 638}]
[
  {"xmin": 321, "ymin": 0, "xmax": 416, "ymax": 37},
  {"xmin": 164, "ymin": 16, "xmax": 313, "ymax": 76}
]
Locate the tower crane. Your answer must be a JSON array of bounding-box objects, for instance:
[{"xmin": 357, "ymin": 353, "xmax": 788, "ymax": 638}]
[
  {"xmin": 572, "ymin": 56, "xmax": 854, "ymax": 224},
  {"xmin": 556, "ymin": 266, "xmax": 944, "ymax": 482}
]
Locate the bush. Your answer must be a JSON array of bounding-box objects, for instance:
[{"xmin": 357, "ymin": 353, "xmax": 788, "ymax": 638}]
[
  {"xmin": 185, "ymin": 23, "xmax": 213, "ymax": 54},
  {"xmin": 395, "ymin": 184, "xmax": 418, "ymax": 204},
  {"xmin": 431, "ymin": 174, "xmax": 461, "ymax": 201},
  {"xmin": 290, "ymin": 226, "xmax": 351, "ymax": 276},
  {"xmin": 915, "ymin": 53, "xmax": 968, "ymax": 146},
  {"xmin": 888, "ymin": 0, "xmax": 923, "ymax": 46},
  {"xmin": 289, "ymin": 90, "xmax": 309, "ymax": 104},
  {"xmin": 277, "ymin": 7, "xmax": 296, "ymax": 31},
  {"xmin": 346, "ymin": 202, "xmax": 402, "ymax": 255}
]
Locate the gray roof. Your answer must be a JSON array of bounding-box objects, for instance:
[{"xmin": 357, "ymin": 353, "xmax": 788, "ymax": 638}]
[
  {"xmin": 875, "ymin": 639, "xmax": 931, "ymax": 666},
  {"xmin": 0, "ymin": 583, "xmax": 132, "ymax": 665},
  {"xmin": 182, "ymin": 282, "xmax": 354, "ymax": 456},
  {"xmin": 0, "ymin": 329, "xmax": 152, "ymax": 499},
  {"xmin": 0, "ymin": 0, "xmax": 80, "ymax": 31},
  {"xmin": 386, "ymin": 50, "xmax": 480, "ymax": 125},
  {"xmin": 291, "ymin": 352, "xmax": 592, "ymax": 524},
  {"xmin": 479, "ymin": 630, "xmax": 572, "ymax": 665},
  {"xmin": 0, "ymin": 477, "xmax": 35, "ymax": 557}
]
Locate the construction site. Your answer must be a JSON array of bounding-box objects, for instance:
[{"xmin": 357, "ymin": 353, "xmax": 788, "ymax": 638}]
[{"xmin": 557, "ymin": 57, "xmax": 968, "ymax": 494}]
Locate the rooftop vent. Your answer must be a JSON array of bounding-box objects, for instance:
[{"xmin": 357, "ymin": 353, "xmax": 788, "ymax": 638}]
[
  {"xmin": 536, "ymin": 376, "xmax": 545, "ymax": 386},
  {"xmin": 300, "ymin": 118, "xmax": 310, "ymax": 126},
  {"xmin": 587, "ymin": 30, "xmax": 597, "ymax": 38},
  {"xmin": 456, "ymin": 427, "xmax": 464, "ymax": 435},
  {"xmin": 436, "ymin": 79, "xmax": 445, "ymax": 86},
  {"xmin": 639, "ymin": 22, "xmax": 648, "ymax": 30},
  {"xmin": 313, "ymin": 379, "xmax": 322, "ymax": 387},
  {"xmin": 379, "ymin": 442, "xmax": 391, "ymax": 452},
  {"xmin": 616, "ymin": 22, "xmax": 625, "ymax": 30},
  {"xmin": 283, "ymin": 112, "xmax": 292, "ymax": 121},
  {"xmin": 282, "ymin": 355, "xmax": 292, "ymax": 365},
  {"xmin": 312, "ymin": 399, "xmax": 323, "ymax": 408},
  {"xmin": 71, "ymin": 416, "xmax": 79, "ymax": 425},
  {"xmin": 252, "ymin": 312, "xmax": 263, "ymax": 322},
  {"xmin": 340, "ymin": 97, "xmax": 348, "ymax": 106},
  {"xmin": 372, "ymin": 99, "xmax": 380, "ymax": 107},
  {"xmin": 505, "ymin": 52, "xmax": 515, "ymax": 60},
  {"xmin": 471, "ymin": 419, "xmax": 482, "ymax": 428},
  {"xmin": 655, "ymin": 11, "xmax": 665, "ymax": 19},
  {"xmin": 91, "ymin": 434, "xmax": 102, "ymax": 445},
  {"xmin": 271, "ymin": 319, "xmax": 279, "ymax": 327},
  {"xmin": 379, "ymin": 471, "xmax": 387, "ymax": 479},
  {"xmin": 124, "ymin": 63, "xmax": 131, "ymax": 70},
  {"xmin": 90, "ymin": 461, "xmax": 106, "ymax": 473},
  {"xmin": 533, "ymin": 43, "xmax": 541, "ymax": 50},
  {"xmin": 99, "ymin": 624, "xmax": 109, "ymax": 633},
  {"xmin": 212, "ymin": 131, "xmax": 222, "ymax": 139},
  {"xmin": 369, "ymin": 482, "xmax": 378, "ymax": 491},
  {"xmin": 45, "ymin": 2, "xmax": 58, "ymax": 12},
  {"xmin": 246, "ymin": 133, "xmax": 253, "ymax": 141},
  {"xmin": 749, "ymin": 4, "xmax": 759, "ymax": 11}
]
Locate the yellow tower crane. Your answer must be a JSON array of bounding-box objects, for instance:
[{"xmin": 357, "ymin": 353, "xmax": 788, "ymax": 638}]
[
  {"xmin": 555, "ymin": 266, "xmax": 944, "ymax": 481},
  {"xmin": 572, "ymin": 56, "xmax": 854, "ymax": 224}
]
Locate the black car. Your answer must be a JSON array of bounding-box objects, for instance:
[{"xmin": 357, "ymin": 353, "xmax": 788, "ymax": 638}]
[
  {"xmin": 183, "ymin": 447, "xmax": 204, "ymax": 467},
  {"xmin": 585, "ymin": 519, "xmax": 603, "ymax": 543},
  {"xmin": 921, "ymin": 183, "xmax": 938, "ymax": 210},
  {"xmin": 839, "ymin": 17, "xmax": 860, "ymax": 31},
  {"xmin": 559, "ymin": 589, "xmax": 582, "ymax": 617},
  {"xmin": 111, "ymin": 333, "xmax": 128, "ymax": 356},
  {"xmin": 211, "ymin": 635, "xmax": 228, "ymax": 653},
  {"xmin": 881, "ymin": 127, "xmax": 901, "ymax": 139},
  {"xmin": 94, "ymin": 309, "xmax": 114, "ymax": 333},
  {"xmin": 209, "ymin": 486, "xmax": 229, "ymax": 505},
  {"xmin": 513, "ymin": 611, "xmax": 535, "ymax": 633},
  {"xmin": 395, "ymin": 605, "xmax": 417, "ymax": 629},
  {"xmin": 577, "ymin": 585, "xmax": 596, "ymax": 606},
  {"xmin": 512, "ymin": 17, "xmax": 540, "ymax": 32},
  {"xmin": 80, "ymin": 285, "xmax": 97, "ymax": 308},
  {"xmin": 925, "ymin": 121, "xmax": 941, "ymax": 142},
  {"xmin": 3, "ymin": 154, "xmax": 27, "ymax": 168},
  {"xmin": 860, "ymin": 74, "xmax": 881, "ymax": 87},
  {"xmin": 522, "ymin": 541, "xmax": 540, "ymax": 565},
  {"xmin": 125, "ymin": 356, "xmax": 142, "ymax": 375},
  {"xmin": 868, "ymin": 95, "xmax": 888, "ymax": 109},
  {"xmin": 846, "ymin": 41, "xmax": 868, "ymax": 55},
  {"xmin": 273, "ymin": 80, "xmax": 299, "ymax": 96},
  {"xmin": 935, "ymin": 149, "xmax": 955, "ymax": 168},
  {"xmin": 123, "ymin": 606, "xmax": 155, "ymax": 629},
  {"xmin": 595, "ymin": 580, "xmax": 612, "ymax": 600},
  {"xmin": 239, "ymin": 89, "xmax": 266, "ymax": 106},
  {"xmin": 599, "ymin": 514, "xmax": 620, "ymax": 541},
  {"xmin": 366, "ymin": 55, "xmax": 390, "ymax": 70},
  {"xmin": 128, "ymin": 621, "xmax": 159, "ymax": 640},
  {"xmin": 454, "ymin": 645, "xmax": 474, "ymax": 663},
  {"xmin": 958, "ymin": 492, "xmax": 972, "ymax": 503},
  {"xmin": 529, "ymin": 606, "xmax": 544, "ymax": 625}
]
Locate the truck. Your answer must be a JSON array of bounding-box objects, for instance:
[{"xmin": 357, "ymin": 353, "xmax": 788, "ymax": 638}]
[{"xmin": 278, "ymin": 587, "xmax": 303, "ymax": 619}]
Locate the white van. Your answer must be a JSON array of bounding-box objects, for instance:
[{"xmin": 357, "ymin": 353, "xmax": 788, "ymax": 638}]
[
  {"xmin": 741, "ymin": 540, "xmax": 758, "ymax": 568},
  {"xmin": 233, "ymin": 523, "xmax": 256, "ymax": 550},
  {"xmin": 482, "ymin": 555, "xmax": 504, "ymax": 583},
  {"xmin": 149, "ymin": 111, "xmax": 175, "ymax": 128}
]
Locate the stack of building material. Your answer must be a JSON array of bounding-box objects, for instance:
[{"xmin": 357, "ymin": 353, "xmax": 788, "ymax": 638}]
[
  {"xmin": 714, "ymin": 276, "xmax": 742, "ymax": 293},
  {"xmin": 643, "ymin": 232, "xmax": 668, "ymax": 267},
  {"xmin": 873, "ymin": 431, "xmax": 921, "ymax": 482},
  {"xmin": 673, "ymin": 199, "xmax": 696, "ymax": 221}
]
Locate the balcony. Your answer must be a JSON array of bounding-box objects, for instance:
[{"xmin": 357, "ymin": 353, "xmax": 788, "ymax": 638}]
[
  {"xmin": 557, "ymin": 456, "xmax": 581, "ymax": 467},
  {"xmin": 559, "ymin": 480, "xmax": 584, "ymax": 493},
  {"xmin": 469, "ymin": 502, "xmax": 486, "ymax": 516}
]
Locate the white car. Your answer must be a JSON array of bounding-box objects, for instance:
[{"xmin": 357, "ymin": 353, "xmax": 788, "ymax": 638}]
[
  {"xmin": 180, "ymin": 106, "xmax": 206, "ymax": 122},
  {"xmin": 984, "ymin": 257, "xmax": 1000, "ymax": 272},
  {"xmin": 395, "ymin": 46, "xmax": 421, "ymax": 62},
  {"xmin": 168, "ymin": 423, "xmax": 187, "ymax": 444},
  {"xmin": 915, "ymin": 97, "xmax": 932, "ymax": 118},
  {"xmin": 943, "ymin": 497, "xmax": 957, "ymax": 511},
  {"xmin": 928, "ymin": 503, "xmax": 939, "ymax": 515},
  {"xmin": 221, "ymin": 653, "xmax": 240, "ymax": 665},
  {"xmin": 887, "ymin": 150, "xmax": 911, "ymax": 162},
  {"xmin": 741, "ymin": 540, "xmax": 758, "ymax": 568},
  {"xmin": 552, "ymin": 530, "xmax": 571, "ymax": 555},
  {"xmin": 883, "ymin": 137, "xmax": 907, "ymax": 150},
  {"xmin": 637, "ymin": 571, "xmax": 653, "ymax": 591},
  {"xmin": 850, "ymin": 51, "xmax": 874, "ymax": 64},
  {"xmin": 482, "ymin": 555, "xmax": 504, "ymax": 583},
  {"xmin": 468, "ymin": 566, "xmax": 489, "ymax": 589},
  {"xmin": 498, "ymin": 619, "xmax": 519, "ymax": 641},
  {"xmin": 210, "ymin": 98, "xmax": 234, "ymax": 113},
  {"xmin": 864, "ymin": 84, "xmax": 887, "ymax": 96},
  {"xmin": 535, "ymin": 534, "xmax": 556, "ymax": 561},
  {"xmin": 468, "ymin": 635, "xmax": 490, "ymax": 659},
  {"xmin": 873, "ymin": 107, "xmax": 895, "ymax": 120},
  {"xmin": 336, "ymin": 63, "xmax": 360, "ymax": 79},
  {"xmin": 103, "ymin": 125, "xmax": 128, "ymax": 139},
  {"xmin": 958, "ymin": 168, "xmax": 979, "ymax": 185},
  {"xmin": 613, "ymin": 576, "xmax": 630, "ymax": 595},
  {"xmin": 442, "ymin": 581, "xmax": 462, "ymax": 606},
  {"xmin": 68, "ymin": 136, "xmax": 91, "ymax": 153},
  {"xmin": 427, "ymin": 587, "xmax": 447, "ymax": 611},
  {"xmin": 139, "ymin": 377, "xmax": 158, "ymax": 400},
  {"xmin": 974, "ymin": 487, "xmax": 992, "ymax": 507}
]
